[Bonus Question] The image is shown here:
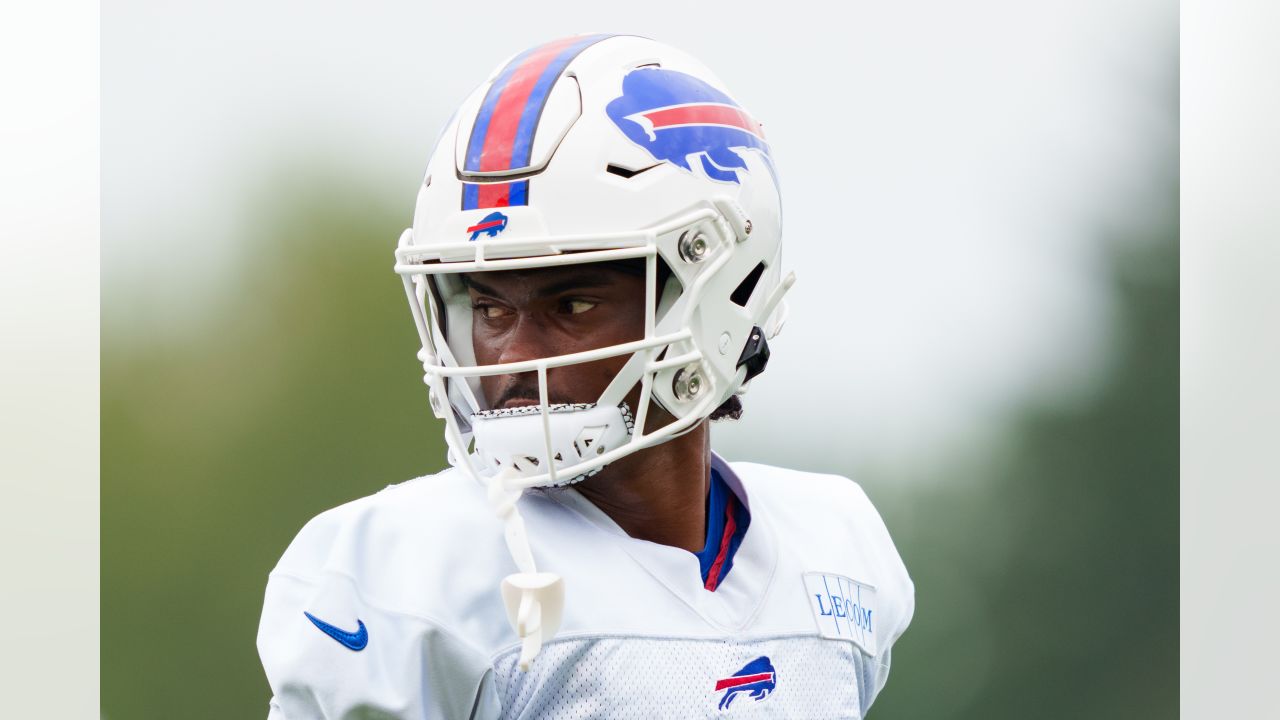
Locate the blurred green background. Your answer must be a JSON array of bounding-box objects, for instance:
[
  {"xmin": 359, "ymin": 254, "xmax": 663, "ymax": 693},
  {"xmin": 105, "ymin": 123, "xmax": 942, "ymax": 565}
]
[
  {"xmin": 104, "ymin": 3, "xmax": 1177, "ymax": 718},
  {"xmin": 103, "ymin": 170, "xmax": 1176, "ymax": 719}
]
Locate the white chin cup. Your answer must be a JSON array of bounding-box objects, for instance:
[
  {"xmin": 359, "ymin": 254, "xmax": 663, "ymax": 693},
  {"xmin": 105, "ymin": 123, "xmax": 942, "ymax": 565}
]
[{"xmin": 470, "ymin": 403, "xmax": 636, "ymax": 487}]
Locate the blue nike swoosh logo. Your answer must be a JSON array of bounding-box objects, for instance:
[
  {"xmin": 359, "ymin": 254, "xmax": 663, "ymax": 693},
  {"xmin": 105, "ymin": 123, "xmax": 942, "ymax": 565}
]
[{"xmin": 304, "ymin": 611, "xmax": 368, "ymax": 651}]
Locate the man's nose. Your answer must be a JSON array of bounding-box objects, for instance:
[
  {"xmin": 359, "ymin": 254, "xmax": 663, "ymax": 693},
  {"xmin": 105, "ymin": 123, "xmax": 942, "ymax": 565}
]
[{"xmin": 496, "ymin": 313, "xmax": 556, "ymax": 367}]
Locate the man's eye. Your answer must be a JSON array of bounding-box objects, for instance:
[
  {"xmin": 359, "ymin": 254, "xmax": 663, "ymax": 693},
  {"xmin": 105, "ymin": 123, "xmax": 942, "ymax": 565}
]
[
  {"xmin": 565, "ymin": 300, "xmax": 597, "ymax": 315},
  {"xmin": 474, "ymin": 304, "xmax": 510, "ymax": 320}
]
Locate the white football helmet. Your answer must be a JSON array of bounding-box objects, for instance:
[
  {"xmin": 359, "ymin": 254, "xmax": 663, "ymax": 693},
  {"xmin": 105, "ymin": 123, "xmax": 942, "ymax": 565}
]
[{"xmin": 394, "ymin": 34, "xmax": 793, "ymax": 668}]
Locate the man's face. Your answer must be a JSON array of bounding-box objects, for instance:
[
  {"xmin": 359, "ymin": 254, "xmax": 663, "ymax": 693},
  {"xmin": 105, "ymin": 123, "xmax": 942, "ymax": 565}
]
[{"xmin": 464, "ymin": 264, "xmax": 646, "ymax": 411}]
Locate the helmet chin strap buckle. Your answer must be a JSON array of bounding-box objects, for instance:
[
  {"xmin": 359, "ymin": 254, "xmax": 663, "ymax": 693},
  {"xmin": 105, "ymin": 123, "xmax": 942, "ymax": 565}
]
[
  {"xmin": 500, "ymin": 572, "xmax": 565, "ymax": 671},
  {"xmin": 736, "ymin": 325, "xmax": 771, "ymax": 383},
  {"xmin": 488, "ymin": 467, "xmax": 565, "ymax": 671},
  {"xmin": 735, "ymin": 269, "xmax": 796, "ymax": 383}
]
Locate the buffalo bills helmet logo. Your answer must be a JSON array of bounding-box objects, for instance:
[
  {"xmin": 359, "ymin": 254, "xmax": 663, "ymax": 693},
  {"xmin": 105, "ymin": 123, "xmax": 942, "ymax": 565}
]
[
  {"xmin": 714, "ymin": 655, "xmax": 776, "ymax": 710},
  {"xmin": 466, "ymin": 211, "xmax": 508, "ymax": 241},
  {"xmin": 606, "ymin": 68, "xmax": 774, "ymax": 184}
]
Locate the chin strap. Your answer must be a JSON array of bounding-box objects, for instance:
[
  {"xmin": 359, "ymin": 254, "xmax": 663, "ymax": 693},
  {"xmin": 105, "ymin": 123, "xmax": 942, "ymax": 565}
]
[{"xmin": 487, "ymin": 467, "xmax": 565, "ymax": 671}]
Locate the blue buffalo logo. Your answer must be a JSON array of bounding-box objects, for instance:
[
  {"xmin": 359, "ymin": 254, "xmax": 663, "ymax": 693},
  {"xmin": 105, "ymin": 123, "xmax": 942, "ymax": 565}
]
[
  {"xmin": 606, "ymin": 68, "xmax": 774, "ymax": 184},
  {"xmin": 713, "ymin": 655, "xmax": 776, "ymax": 710},
  {"xmin": 466, "ymin": 211, "xmax": 508, "ymax": 241}
]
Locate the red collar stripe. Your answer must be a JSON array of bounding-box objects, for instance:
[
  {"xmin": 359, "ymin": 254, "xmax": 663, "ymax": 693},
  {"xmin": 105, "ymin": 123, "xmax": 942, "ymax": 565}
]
[{"xmin": 703, "ymin": 493, "xmax": 739, "ymax": 592}]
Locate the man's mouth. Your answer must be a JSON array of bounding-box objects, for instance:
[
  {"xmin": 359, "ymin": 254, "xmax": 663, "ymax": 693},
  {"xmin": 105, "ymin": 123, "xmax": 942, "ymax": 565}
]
[
  {"xmin": 499, "ymin": 397, "xmax": 540, "ymax": 409},
  {"xmin": 494, "ymin": 384, "xmax": 543, "ymax": 409}
]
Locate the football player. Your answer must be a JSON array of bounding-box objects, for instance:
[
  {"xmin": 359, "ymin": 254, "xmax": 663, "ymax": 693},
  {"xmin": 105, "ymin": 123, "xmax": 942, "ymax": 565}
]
[{"xmin": 258, "ymin": 34, "xmax": 913, "ymax": 719}]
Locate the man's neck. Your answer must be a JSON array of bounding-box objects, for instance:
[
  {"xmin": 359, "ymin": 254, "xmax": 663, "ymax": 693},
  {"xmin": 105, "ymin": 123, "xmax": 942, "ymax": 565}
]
[{"xmin": 573, "ymin": 420, "xmax": 712, "ymax": 554}]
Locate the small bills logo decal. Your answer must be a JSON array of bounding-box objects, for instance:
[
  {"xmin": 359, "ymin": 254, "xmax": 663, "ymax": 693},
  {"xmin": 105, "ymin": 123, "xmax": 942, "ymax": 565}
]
[{"xmin": 466, "ymin": 211, "xmax": 508, "ymax": 241}]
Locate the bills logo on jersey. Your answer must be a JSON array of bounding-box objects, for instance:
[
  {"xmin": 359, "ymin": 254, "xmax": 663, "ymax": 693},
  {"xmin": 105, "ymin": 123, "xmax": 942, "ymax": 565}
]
[
  {"xmin": 713, "ymin": 655, "xmax": 777, "ymax": 710},
  {"xmin": 606, "ymin": 67, "xmax": 773, "ymax": 184},
  {"xmin": 466, "ymin": 211, "xmax": 508, "ymax": 241},
  {"xmin": 803, "ymin": 572, "xmax": 878, "ymax": 656}
]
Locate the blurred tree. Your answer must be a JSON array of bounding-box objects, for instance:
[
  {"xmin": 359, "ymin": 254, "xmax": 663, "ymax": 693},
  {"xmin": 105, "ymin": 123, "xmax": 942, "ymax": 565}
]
[
  {"xmin": 102, "ymin": 164, "xmax": 448, "ymax": 719},
  {"xmin": 871, "ymin": 181, "xmax": 1178, "ymax": 719}
]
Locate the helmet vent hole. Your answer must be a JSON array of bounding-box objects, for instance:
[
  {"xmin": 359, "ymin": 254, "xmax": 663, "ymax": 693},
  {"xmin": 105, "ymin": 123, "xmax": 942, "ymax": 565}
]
[
  {"xmin": 730, "ymin": 262, "xmax": 767, "ymax": 307},
  {"xmin": 606, "ymin": 163, "xmax": 660, "ymax": 179}
]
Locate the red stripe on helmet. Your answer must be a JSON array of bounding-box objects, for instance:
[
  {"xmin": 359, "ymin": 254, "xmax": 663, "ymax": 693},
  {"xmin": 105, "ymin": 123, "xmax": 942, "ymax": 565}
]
[
  {"xmin": 476, "ymin": 182, "xmax": 512, "ymax": 208},
  {"xmin": 477, "ymin": 36, "xmax": 579, "ymax": 173}
]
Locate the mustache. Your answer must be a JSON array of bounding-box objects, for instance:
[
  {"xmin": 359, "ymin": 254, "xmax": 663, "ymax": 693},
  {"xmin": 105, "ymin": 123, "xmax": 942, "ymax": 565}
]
[{"xmin": 492, "ymin": 379, "xmax": 569, "ymax": 408}]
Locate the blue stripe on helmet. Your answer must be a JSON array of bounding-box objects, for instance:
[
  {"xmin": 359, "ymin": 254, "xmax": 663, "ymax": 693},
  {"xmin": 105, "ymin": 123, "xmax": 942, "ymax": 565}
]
[
  {"xmin": 507, "ymin": 179, "xmax": 528, "ymax": 206},
  {"xmin": 461, "ymin": 182, "xmax": 480, "ymax": 210}
]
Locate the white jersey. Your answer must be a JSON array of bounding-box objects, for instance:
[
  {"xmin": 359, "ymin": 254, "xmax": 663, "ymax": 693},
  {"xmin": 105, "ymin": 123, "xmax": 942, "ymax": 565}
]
[{"xmin": 257, "ymin": 453, "xmax": 914, "ymax": 719}]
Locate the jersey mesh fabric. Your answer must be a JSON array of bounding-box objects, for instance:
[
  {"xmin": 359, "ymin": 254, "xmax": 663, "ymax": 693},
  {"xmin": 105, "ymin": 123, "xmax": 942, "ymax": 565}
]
[{"xmin": 490, "ymin": 634, "xmax": 868, "ymax": 719}]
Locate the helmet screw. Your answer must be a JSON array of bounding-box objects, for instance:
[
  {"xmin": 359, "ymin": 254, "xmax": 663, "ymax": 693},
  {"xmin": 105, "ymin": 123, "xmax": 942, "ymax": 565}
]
[
  {"xmin": 673, "ymin": 367, "xmax": 704, "ymax": 401},
  {"xmin": 678, "ymin": 231, "xmax": 709, "ymax": 263},
  {"xmin": 743, "ymin": 219, "xmax": 753, "ymax": 235}
]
